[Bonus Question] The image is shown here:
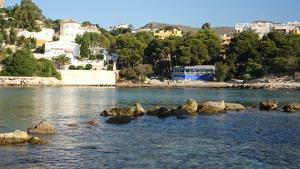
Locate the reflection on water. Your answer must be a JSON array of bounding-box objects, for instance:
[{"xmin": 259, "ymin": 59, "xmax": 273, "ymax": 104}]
[{"xmin": 0, "ymin": 87, "xmax": 300, "ymax": 168}]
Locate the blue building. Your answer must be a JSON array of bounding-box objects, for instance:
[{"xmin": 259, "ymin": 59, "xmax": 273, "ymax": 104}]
[{"xmin": 172, "ymin": 65, "xmax": 215, "ymax": 81}]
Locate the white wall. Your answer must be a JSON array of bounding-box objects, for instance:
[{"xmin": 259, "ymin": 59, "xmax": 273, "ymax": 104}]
[
  {"xmin": 18, "ymin": 28, "xmax": 55, "ymax": 42},
  {"xmin": 60, "ymin": 70, "xmax": 116, "ymax": 86}
]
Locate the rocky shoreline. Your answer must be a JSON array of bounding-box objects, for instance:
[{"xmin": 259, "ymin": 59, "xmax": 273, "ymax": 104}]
[
  {"xmin": 116, "ymin": 81, "xmax": 300, "ymax": 90},
  {"xmin": 1, "ymin": 76, "xmax": 300, "ymax": 90},
  {"xmin": 0, "ymin": 76, "xmax": 62, "ymax": 87}
]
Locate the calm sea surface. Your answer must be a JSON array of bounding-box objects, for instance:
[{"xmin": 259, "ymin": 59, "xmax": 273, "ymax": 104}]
[{"xmin": 0, "ymin": 87, "xmax": 300, "ymax": 169}]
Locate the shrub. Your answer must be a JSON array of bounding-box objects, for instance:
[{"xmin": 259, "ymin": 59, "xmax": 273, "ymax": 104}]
[
  {"xmin": 1, "ymin": 49, "xmax": 37, "ymax": 76},
  {"xmin": 68, "ymin": 65, "xmax": 76, "ymax": 70},
  {"xmin": 76, "ymin": 65, "xmax": 84, "ymax": 70},
  {"xmin": 36, "ymin": 58, "xmax": 61, "ymax": 80},
  {"xmin": 85, "ymin": 64, "xmax": 93, "ymax": 70},
  {"xmin": 107, "ymin": 64, "xmax": 114, "ymax": 71}
]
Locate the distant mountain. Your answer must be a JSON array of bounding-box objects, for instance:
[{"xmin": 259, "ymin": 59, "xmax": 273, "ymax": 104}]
[{"xmin": 140, "ymin": 22, "xmax": 235, "ymax": 37}]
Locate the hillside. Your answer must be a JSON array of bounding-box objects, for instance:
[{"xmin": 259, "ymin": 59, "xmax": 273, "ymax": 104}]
[{"xmin": 140, "ymin": 22, "xmax": 235, "ymax": 36}]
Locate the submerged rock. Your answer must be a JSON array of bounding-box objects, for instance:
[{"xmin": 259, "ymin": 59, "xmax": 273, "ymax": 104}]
[
  {"xmin": 27, "ymin": 120, "xmax": 55, "ymax": 134},
  {"xmin": 27, "ymin": 136, "xmax": 48, "ymax": 145},
  {"xmin": 182, "ymin": 98, "xmax": 198, "ymax": 113},
  {"xmin": 283, "ymin": 103, "xmax": 300, "ymax": 113},
  {"xmin": 259, "ymin": 100, "xmax": 278, "ymax": 111},
  {"xmin": 198, "ymin": 101, "xmax": 226, "ymax": 114},
  {"xmin": 0, "ymin": 130, "xmax": 30, "ymax": 145},
  {"xmin": 106, "ymin": 116, "xmax": 133, "ymax": 124},
  {"xmin": 225, "ymin": 103, "xmax": 246, "ymax": 111},
  {"xmin": 147, "ymin": 107, "xmax": 171, "ymax": 118},
  {"xmin": 101, "ymin": 103, "xmax": 145, "ymax": 117},
  {"xmin": 67, "ymin": 122, "xmax": 79, "ymax": 127},
  {"xmin": 85, "ymin": 119, "xmax": 98, "ymax": 126}
]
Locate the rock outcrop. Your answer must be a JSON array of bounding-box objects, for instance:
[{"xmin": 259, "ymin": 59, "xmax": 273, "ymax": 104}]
[
  {"xmin": 27, "ymin": 120, "xmax": 55, "ymax": 134},
  {"xmin": 198, "ymin": 101, "xmax": 226, "ymax": 114},
  {"xmin": 225, "ymin": 103, "xmax": 245, "ymax": 111},
  {"xmin": 283, "ymin": 103, "xmax": 300, "ymax": 112},
  {"xmin": 147, "ymin": 107, "xmax": 171, "ymax": 118},
  {"xmin": 0, "ymin": 130, "xmax": 30, "ymax": 145},
  {"xmin": 0, "ymin": 76, "xmax": 61, "ymax": 87},
  {"xmin": 259, "ymin": 100, "xmax": 278, "ymax": 111},
  {"xmin": 106, "ymin": 116, "xmax": 133, "ymax": 124},
  {"xmin": 182, "ymin": 98, "xmax": 198, "ymax": 113},
  {"xmin": 101, "ymin": 103, "xmax": 145, "ymax": 117}
]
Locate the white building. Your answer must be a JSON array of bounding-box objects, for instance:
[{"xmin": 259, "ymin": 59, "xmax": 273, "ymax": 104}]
[
  {"xmin": 18, "ymin": 28, "xmax": 55, "ymax": 43},
  {"xmin": 235, "ymin": 21, "xmax": 274, "ymax": 37},
  {"xmin": 59, "ymin": 19, "xmax": 101, "ymax": 42},
  {"xmin": 235, "ymin": 21, "xmax": 300, "ymax": 37},
  {"xmin": 59, "ymin": 19, "xmax": 84, "ymax": 42},
  {"xmin": 34, "ymin": 41, "xmax": 80, "ymax": 62}
]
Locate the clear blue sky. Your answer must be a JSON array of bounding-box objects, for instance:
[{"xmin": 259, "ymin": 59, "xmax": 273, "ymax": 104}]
[{"xmin": 5, "ymin": 0, "xmax": 300, "ymax": 28}]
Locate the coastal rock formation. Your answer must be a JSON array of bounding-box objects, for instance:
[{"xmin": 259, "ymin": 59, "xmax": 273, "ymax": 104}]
[
  {"xmin": 225, "ymin": 103, "xmax": 246, "ymax": 111},
  {"xmin": 147, "ymin": 107, "xmax": 171, "ymax": 118},
  {"xmin": 101, "ymin": 103, "xmax": 145, "ymax": 117},
  {"xmin": 0, "ymin": 76, "xmax": 61, "ymax": 87},
  {"xmin": 27, "ymin": 120, "xmax": 55, "ymax": 134},
  {"xmin": 0, "ymin": 130, "xmax": 30, "ymax": 145},
  {"xmin": 182, "ymin": 99, "xmax": 199, "ymax": 113},
  {"xmin": 27, "ymin": 137, "xmax": 48, "ymax": 145},
  {"xmin": 106, "ymin": 116, "xmax": 133, "ymax": 124},
  {"xmin": 283, "ymin": 103, "xmax": 300, "ymax": 112},
  {"xmin": 259, "ymin": 100, "xmax": 278, "ymax": 111},
  {"xmin": 198, "ymin": 101, "xmax": 226, "ymax": 114}
]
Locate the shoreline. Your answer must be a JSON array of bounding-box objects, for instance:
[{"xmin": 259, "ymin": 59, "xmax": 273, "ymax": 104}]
[
  {"xmin": 1, "ymin": 76, "xmax": 300, "ymax": 90},
  {"xmin": 116, "ymin": 81, "xmax": 300, "ymax": 90}
]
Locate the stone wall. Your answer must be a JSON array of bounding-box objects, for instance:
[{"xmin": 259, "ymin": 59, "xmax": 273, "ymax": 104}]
[
  {"xmin": 0, "ymin": 76, "xmax": 62, "ymax": 86},
  {"xmin": 60, "ymin": 70, "xmax": 116, "ymax": 86}
]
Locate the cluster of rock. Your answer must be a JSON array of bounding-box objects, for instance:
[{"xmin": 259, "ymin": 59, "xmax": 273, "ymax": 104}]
[
  {"xmin": 100, "ymin": 99, "xmax": 300, "ymax": 124},
  {"xmin": 101, "ymin": 103, "xmax": 145, "ymax": 124},
  {"xmin": 259, "ymin": 100, "xmax": 300, "ymax": 112},
  {"xmin": 100, "ymin": 99, "xmax": 246, "ymax": 124},
  {"xmin": 0, "ymin": 120, "xmax": 54, "ymax": 146},
  {"xmin": 0, "ymin": 76, "xmax": 61, "ymax": 87}
]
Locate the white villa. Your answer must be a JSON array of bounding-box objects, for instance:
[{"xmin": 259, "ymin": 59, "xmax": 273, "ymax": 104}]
[
  {"xmin": 235, "ymin": 21, "xmax": 300, "ymax": 37},
  {"xmin": 59, "ymin": 19, "xmax": 84, "ymax": 42},
  {"xmin": 32, "ymin": 19, "xmax": 118, "ymax": 70},
  {"xmin": 35, "ymin": 41, "xmax": 80, "ymax": 61},
  {"xmin": 59, "ymin": 19, "xmax": 101, "ymax": 42}
]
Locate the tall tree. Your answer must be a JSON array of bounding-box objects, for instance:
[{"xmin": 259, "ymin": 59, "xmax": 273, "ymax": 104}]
[
  {"xmin": 9, "ymin": 28, "xmax": 17, "ymax": 45},
  {"xmin": 13, "ymin": 0, "xmax": 43, "ymax": 31}
]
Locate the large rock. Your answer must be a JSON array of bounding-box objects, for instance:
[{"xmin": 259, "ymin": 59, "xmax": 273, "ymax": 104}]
[
  {"xmin": 147, "ymin": 107, "xmax": 171, "ymax": 118},
  {"xmin": 225, "ymin": 103, "xmax": 246, "ymax": 111},
  {"xmin": 259, "ymin": 100, "xmax": 278, "ymax": 111},
  {"xmin": 0, "ymin": 130, "xmax": 30, "ymax": 145},
  {"xmin": 27, "ymin": 137, "xmax": 48, "ymax": 145},
  {"xmin": 182, "ymin": 99, "xmax": 198, "ymax": 113},
  {"xmin": 101, "ymin": 103, "xmax": 145, "ymax": 117},
  {"xmin": 106, "ymin": 116, "xmax": 133, "ymax": 124},
  {"xmin": 198, "ymin": 101, "xmax": 226, "ymax": 114},
  {"xmin": 283, "ymin": 103, "xmax": 300, "ymax": 112},
  {"xmin": 27, "ymin": 120, "xmax": 55, "ymax": 134}
]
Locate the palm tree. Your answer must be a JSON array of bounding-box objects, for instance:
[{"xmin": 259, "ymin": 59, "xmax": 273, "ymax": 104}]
[{"xmin": 52, "ymin": 54, "xmax": 71, "ymax": 70}]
